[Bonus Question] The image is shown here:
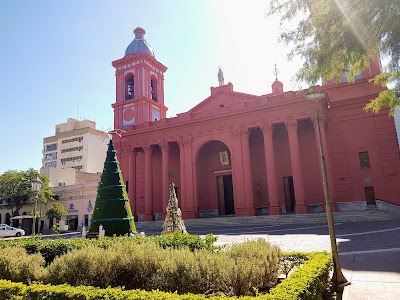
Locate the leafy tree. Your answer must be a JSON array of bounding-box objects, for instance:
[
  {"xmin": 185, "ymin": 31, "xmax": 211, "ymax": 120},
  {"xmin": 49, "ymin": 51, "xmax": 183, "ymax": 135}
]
[
  {"xmin": 46, "ymin": 203, "xmax": 67, "ymax": 222},
  {"xmin": 0, "ymin": 169, "xmax": 56, "ymax": 216},
  {"xmin": 269, "ymin": 0, "xmax": 400, "ymax": 115}
]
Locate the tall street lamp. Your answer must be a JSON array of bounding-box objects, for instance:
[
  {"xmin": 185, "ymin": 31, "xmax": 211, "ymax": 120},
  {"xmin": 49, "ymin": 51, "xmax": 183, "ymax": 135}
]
[
  {"xmin": 31, "ymin": 175, "xmax": 42, "ymax": 236},
  {"xmin": 305, "ymin": 91, "xmax": 350, "ymax": 289}
]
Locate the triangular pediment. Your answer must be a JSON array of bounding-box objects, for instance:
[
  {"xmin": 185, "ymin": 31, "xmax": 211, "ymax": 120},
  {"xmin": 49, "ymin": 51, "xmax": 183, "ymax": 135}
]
[{"xmin": 189, "ymin": 84, "xmax": 255, "ymax": 114}]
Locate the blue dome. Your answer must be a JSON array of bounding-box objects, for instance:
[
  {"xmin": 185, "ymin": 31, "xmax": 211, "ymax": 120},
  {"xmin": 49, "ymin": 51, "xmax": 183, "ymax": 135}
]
[{"xmin": 125, "ymin": 27, "xmax": 155, "ymax": 57}]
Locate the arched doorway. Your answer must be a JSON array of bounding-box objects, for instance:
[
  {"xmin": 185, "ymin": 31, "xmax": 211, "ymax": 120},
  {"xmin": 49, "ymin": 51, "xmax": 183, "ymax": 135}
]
[
  {"xmin": 12, "ymin": 211, "xmax": 19, "ymax": 227},
  {"xmin": 196, "ymin": 140, "xmax": 235, "ymax": 216},
  {"xmin": 5, "ymin": 213, "xmax": 11, "ymax": 225}
]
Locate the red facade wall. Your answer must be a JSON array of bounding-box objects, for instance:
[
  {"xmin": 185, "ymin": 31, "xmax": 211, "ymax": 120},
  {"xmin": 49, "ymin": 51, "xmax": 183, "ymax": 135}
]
[
  {"xmin": 298, "ymin": 120, "xmax": 323, "ymax": 204},
  {"xmin": 249, "ymin": 129, "xmax": 268, "ymax": 209},
  {"xmin": 273, "ymin": 124, "xmax": 292, "ymax": 206},
  {"xmin": 112, "ymin": 41, "xmax": 400, "ymax": 221}
]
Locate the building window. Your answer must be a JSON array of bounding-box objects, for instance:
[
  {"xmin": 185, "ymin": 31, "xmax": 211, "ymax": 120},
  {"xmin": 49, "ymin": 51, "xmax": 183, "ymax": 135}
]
[
  {"xmin": 45, "ymin": 161, "xmax": 57, "ymax": 168},
  {"xmin": 152, "ymin": 107, "xmax": 160, "ymax": 121},
  {"xmin": 61, "ymin": 146, "xmax": 83, "ymax": 153},
  {"xmin": 359, "ymin": 151, "xmax": 371, "ymax": 169},
  {"xmin": 62, "ymin": 136, "xmax": 83, "ymax": 144},
  {"xmin": 61, "ymin": 155, "xmax": 83, "ymax": 163},
  {"xmin": 45, "ymin": 152, "xmax": 57, "ymax": 161},
  {"xmin": 45, "ymin": 143, "xmax": 57, "ymax": 152}
]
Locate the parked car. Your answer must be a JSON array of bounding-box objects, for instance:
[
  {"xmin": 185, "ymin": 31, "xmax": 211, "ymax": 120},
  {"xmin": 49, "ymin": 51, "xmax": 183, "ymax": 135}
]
[{"xmin": 0, "ymin": 225, "xmax": 25, "ymax": 237}]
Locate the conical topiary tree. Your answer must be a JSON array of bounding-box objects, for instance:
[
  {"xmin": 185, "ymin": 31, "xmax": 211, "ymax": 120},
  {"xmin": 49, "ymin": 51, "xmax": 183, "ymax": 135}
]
[
  {"xmin": 161, "ymin": 181, "xmax": 187, "ymax": 234},
  {"xmin": 89, "ymin": 139, "xmax": 137, "ymax": 236}
]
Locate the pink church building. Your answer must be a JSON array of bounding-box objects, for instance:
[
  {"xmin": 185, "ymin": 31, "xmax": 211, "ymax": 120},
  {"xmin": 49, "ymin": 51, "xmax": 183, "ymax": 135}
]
[{"xmin": 111, "ymin": 27, "xmax": 400, "ymax": 222}]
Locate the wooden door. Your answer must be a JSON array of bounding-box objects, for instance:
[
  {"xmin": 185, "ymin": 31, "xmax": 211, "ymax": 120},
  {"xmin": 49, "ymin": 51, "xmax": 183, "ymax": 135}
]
[{"xmin": 364, "ymin": 186, "xmax": 376, "ymax": 205}]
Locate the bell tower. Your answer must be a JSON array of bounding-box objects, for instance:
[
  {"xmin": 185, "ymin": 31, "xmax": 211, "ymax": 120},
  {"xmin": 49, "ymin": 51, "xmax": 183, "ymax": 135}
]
[{"xmin": 112, "ymin": 27, "xmax": 168, "ymax": 129}]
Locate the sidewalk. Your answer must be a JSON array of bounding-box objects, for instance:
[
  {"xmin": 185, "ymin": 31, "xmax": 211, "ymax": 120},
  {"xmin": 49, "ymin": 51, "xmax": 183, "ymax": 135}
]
[{"xmin": 340, "ymin": 249, "xmax": 400, "ymax": 300}]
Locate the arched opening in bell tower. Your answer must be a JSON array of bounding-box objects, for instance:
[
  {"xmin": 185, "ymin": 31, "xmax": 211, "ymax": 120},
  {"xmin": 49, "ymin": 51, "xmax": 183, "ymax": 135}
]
[
  {"xmin": 150, "ymin": 75, "xmax": 158, "ymax": 102},
  {"xmin": 125, "ymin": 74, "xmax": 135, "ymax": 100}
]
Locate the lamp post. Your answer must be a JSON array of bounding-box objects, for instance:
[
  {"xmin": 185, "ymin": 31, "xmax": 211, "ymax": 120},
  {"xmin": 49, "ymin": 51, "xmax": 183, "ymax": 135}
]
[
  {"xmin": 31, "ymin": 175, "xmax": 42, "ymax": 236},
  {"xmin": 305, "ymin": 91, "xmax": 350, "ymax": 289}
]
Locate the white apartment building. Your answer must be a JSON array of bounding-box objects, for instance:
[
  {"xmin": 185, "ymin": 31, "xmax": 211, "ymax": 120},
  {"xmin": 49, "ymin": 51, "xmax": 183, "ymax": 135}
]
[{"xmin": 42, "ymin": 118, "xmax": 109, "ymax": 173}]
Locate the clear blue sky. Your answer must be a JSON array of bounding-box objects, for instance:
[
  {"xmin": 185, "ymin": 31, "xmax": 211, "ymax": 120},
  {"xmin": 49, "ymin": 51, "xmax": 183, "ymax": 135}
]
[{"xmin": 0, "ymin": 0, "xmax": 303, "ymax": 174}]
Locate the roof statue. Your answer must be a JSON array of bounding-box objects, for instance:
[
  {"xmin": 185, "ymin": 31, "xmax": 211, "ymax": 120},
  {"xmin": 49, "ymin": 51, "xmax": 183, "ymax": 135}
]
[
  {"xmin": 273, "ymin": 62, "xmax": 279, "ymax": 81},
  {"xmin": 218, "ymin": 66, "xmax": 224, "ymax": 86}
]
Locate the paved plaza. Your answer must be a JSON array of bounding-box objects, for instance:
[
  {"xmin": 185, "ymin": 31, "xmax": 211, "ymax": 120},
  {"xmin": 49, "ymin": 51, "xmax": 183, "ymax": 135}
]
[{"xmin": 340, "ymin": 250, "xmax": 400, "ymax": 300}]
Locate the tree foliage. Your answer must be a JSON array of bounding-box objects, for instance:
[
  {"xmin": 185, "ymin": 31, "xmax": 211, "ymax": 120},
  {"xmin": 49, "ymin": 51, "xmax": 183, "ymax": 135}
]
[
  {"xmin": 269, "ymin": 0, "xmax": 400, "ymax": 115},
  {"xmin": 0, "ymin": 169, "xmax": 56, "ymax": 215},
  {"xmin": 46, "ymin": 203, "xmax": 68, "ymax": 222}
]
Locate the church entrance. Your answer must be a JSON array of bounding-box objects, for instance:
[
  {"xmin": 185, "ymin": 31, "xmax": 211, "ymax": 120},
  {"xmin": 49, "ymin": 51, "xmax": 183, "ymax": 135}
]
[
  {"xmin": 217, "ymin": 175, "xmax": 235, "ymax": 215},
  {"xmin": 196, "ymin": 140, "xmax": 234, "ymax": 217},
  {"xmin": 283, "ymin": 176, "xmax": 295, "ymax": 213}
]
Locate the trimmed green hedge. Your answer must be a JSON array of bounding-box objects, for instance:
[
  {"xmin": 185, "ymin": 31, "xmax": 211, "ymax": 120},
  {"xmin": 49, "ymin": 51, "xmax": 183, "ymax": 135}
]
[
  {"xmin": 0, "ymin": 252, "xmax": 332, "ymax": 299},
  {"xmin": 266, "ymin": 252, "xmax": 333, "ymax": 300}
]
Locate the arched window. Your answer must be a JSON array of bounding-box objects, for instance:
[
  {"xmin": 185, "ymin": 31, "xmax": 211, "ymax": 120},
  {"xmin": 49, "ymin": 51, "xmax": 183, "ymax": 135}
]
[
  {"xmin": 150, "ymin": 76, "xmax": 158, "ymax": 102},
  {"xmin": 125, "ymin": 75, "xmax": 135, "ymax": 100}
]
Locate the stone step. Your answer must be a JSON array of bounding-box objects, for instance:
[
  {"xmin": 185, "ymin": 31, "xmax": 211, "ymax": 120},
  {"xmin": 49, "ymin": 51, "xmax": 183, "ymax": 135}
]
[{"xmin": 135, "ymin": 210, "xmax": 399, "ymax": 233}]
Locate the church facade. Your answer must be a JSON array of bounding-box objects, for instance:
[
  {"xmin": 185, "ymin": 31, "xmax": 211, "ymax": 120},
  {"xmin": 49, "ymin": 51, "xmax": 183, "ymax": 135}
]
[{"xmin": 112, "ymin": 27, "xmax": 400, "ymax": 222}]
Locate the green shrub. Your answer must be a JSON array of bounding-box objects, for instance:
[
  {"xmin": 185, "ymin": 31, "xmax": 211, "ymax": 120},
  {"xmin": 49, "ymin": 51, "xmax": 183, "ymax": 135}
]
[
  {"xmin": 43, "ymin": 239, "xmax": 280, "ymax": 296},
  {"xmin": 0, "ymin": 280, "xmax": 25, "ymax": 300},
  {"xmin": 267, "ymin": 252, "xmax": 332, "ymax": 300},
  {"xmin": 0, "ymin": 247, "xmax": 46, "ymax": 284},
  {"xmin": 45, "ymin": 245, "xmax": 110, "ymax": 287},
  {"xmin": 0, "ymin": 234, "xmax": 220, "ymax": 266},
  {"xmin": 0, "ymin": 280, "xmax": 223, "ymax": 300},
  {"xmin": 109, "ymin": 241, "xmax": 168, "ymax": 290},
  {"xmin": 151, "ymin": 248, "xmax": 234, "ymax": 295},
  {"xmin": 0, "ymin": 251, "xmax": 332, "ymax": 299},
  {"xmin": 280, "ymin": 252, "xmax": 308, "ymax": 278},
  {"xmin": 226, "ymin": 239, "xmax": 281, "ymax": 295},
  {"xmin": 148, "ymin": 232, "xmax": 221, "ymax": 252}
]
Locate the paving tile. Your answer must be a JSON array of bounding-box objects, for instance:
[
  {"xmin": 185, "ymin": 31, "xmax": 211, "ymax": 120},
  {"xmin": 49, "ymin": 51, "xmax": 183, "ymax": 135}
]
[
  {"xmin": 380, "ymin": 272, "xmax": 400, "ymax": 283},
  {"xmin": 347, "ymin": 294, "xmax": 367, "ymax": 300},
  {"xmin": 386, "ymin": 291, "xmax": 400, "ymax": 300},
  {"xmin": 383, "ymin": 282, "xmax": 400, "ymax": 291},
  {"xmin": 352, "ymin": 271, "xmax": 368, "ymax": 281},
  {"xmin": 348, "ymin": 288, "xmax": 368, "ymax": 296},
  {"xmin": 367, "ymin": 294, "xmax": 387, "ymax": 300},
  {"xmin": 342, "ymin": 287, "xmax": 350, "ymax": 300}
]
